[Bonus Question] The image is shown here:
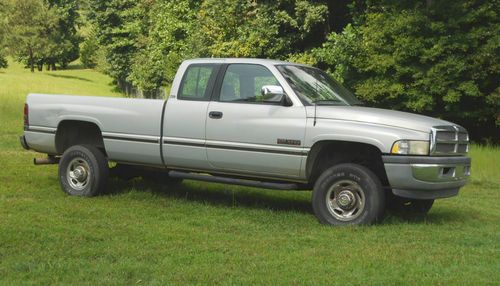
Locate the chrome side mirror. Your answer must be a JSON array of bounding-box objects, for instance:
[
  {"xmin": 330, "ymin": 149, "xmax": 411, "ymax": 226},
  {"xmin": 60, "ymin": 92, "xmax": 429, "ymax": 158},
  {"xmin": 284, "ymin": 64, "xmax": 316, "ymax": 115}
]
[{"xmin": 261, "ymin": 85, "xmax": 285, "ymax": 103}]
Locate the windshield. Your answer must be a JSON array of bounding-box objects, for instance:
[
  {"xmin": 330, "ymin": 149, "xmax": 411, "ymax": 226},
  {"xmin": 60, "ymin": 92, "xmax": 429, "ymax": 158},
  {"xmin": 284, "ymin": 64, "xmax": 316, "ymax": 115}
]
[{"xmin": 276, "ymin": 65, "xmax": 362, "ymax": 106}]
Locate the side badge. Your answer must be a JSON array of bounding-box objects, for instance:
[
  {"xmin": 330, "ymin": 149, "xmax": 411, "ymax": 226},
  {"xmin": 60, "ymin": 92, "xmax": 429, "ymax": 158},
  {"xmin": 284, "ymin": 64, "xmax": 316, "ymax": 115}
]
[{"xmin": 277, "ymin": 139, "xmax": 301, "ymax": 146}]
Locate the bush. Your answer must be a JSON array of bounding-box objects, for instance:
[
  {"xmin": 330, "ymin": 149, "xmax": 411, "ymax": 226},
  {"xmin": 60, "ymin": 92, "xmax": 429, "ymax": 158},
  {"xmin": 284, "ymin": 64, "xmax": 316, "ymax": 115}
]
[
  {"xmin": 80, "ymin": 31, "xmax": 99, "ymax": 68},
  {"xmin": 0, "ymin": 51, "xmax": 7, "ymax": 69},
  {"xmin": 315, "ymin": 0, "xmax": 499, "ymax": 141}
]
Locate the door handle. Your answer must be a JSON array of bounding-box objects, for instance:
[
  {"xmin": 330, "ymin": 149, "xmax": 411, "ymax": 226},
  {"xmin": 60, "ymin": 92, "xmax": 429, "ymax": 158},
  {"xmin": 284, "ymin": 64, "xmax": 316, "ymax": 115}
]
[{"xmin": 209, "ymin": 111, "xmax": 223, "ymax": 119}]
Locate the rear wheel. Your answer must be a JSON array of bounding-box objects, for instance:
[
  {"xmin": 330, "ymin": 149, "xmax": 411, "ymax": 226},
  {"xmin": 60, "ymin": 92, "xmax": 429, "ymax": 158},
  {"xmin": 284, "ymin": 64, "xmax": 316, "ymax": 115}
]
[
  {"xmin": 58, "ymin": 145, "xmax": 108, "ymax": 196},
  {"xmin": 312, "ymin": 163, "xmax": 385, "ymax": 225}
]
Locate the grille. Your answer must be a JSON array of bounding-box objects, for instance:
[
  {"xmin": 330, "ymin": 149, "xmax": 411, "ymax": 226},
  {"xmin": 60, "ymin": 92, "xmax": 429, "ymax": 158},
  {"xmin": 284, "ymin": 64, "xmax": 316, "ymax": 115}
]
[{"xmin": 430, "ymin": 125, "xmax": 469, "ymax": 156}]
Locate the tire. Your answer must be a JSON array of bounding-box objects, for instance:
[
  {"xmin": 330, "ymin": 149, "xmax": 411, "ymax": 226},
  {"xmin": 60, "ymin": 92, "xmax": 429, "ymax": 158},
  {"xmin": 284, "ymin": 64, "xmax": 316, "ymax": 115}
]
[
  {"xmin": 387, "ymin": 195, "xmax": 434, "ymax": 215},
  {"xmin": 312, "ymin": 163, "xmax": 385, "ymax": 225},
  {"xmin": 58, "ymin": 145, "xmax": 109, "ymax": 197}
]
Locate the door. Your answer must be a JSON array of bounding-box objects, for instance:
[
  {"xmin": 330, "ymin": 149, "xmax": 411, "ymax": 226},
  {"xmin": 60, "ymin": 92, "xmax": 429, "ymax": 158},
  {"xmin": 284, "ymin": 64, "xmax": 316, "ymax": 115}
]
[
  {"xmin": 206, "ymin": 64, "xmax": 307, "ymax": 178},
  {"xmin": 163, "ymin": 63, "xmax": 220, "ymax": 170}
]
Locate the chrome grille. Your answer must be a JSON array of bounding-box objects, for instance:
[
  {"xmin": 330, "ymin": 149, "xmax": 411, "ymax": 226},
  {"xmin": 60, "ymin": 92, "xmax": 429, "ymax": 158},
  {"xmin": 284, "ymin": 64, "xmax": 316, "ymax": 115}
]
[
  {"xmin": 457, "ymin": 133, "xmax": 468, "ymax": 141},
  {"xmin": 430, "ymin": 125, "xmax": 469, "ymax": 156}
]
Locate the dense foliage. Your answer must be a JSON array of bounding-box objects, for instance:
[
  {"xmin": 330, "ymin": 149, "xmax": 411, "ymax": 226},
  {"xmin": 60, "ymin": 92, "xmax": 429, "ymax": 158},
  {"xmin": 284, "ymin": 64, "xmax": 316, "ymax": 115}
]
[
  {"xmin": 315, "ymin": 0, "xmax": 499, "ymax": 140},
  {"xmin": 0, "ymin": 54, "xmax": 7, "ymax": 69},
  {"xmin": 1, "ymin": 0, "xmax": 498, "ymax": 140},
  {"xmin": 79, "ymin": 27, "xmax": 99, "ymax": 69},
  {"xmin": 0, "ymin": 2, "xmax": 7, "ymax": 69},
  {"xmin": 44, "ymin": 0, "xmax": 81, "ymax": 69},
  {"xmin": 1, "ymin": 0, "xmax": 80, "ymax": 71},
  {"xmin": 87, "ymin": 0, "xmax": 330, "ymax": 91},
  {"xmin": 86, "ymin": 0, "xmax": 141, "ymax": 81}
]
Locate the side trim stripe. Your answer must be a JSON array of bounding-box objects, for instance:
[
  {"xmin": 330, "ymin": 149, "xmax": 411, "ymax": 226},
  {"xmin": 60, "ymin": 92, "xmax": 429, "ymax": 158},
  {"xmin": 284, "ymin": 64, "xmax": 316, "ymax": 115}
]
[
  {"xmin": 163, "ymin": 140, "xmax": 308, "ymax": 156},
  {"xmin": 26, "ymin": 126, "xmax": 307, "ymax": 156},
  {"xmin": 103, "ymin": 135, "xmax": 159, "ymax": 144},
  {"xmin": 27, "ymin": 128, "xmax": 56, "ymax": 134},
  {"xmin": 163, "ymin": 140, "xmax": 205, "ymax": 148}
]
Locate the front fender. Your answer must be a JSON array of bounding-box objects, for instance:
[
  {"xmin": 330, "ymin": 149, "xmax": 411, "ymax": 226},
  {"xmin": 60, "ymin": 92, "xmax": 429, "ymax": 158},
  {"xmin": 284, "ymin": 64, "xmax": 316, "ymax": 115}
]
[{"xmin": 305, "ymin": 118, "xmax": 430, "ymax": 153}]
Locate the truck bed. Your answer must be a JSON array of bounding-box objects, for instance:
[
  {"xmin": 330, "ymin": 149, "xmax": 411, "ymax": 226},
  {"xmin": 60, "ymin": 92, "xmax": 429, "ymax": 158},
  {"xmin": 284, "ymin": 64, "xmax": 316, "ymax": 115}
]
[{"xmin": 25, "ymin": 93, "xmax": 165, "ymax": 165}]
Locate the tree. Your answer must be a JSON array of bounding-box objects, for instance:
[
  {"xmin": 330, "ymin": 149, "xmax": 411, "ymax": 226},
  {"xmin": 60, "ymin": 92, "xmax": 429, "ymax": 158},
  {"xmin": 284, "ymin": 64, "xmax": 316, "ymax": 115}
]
[
  {"xmin": 0, "ymin": 51, "xmax": 7, "ymax": 69},
  {"xmin": 196, "ymin": 0, "xmax": 328, "ymax": 59},
  {"xmin": 4, "ymin": 0, "xmax": 58, "ymax": 72},
  {"xmin": 79, "ymin": 26, "xmax": 99, "ymax": 68},
  {"xmin": 128, "ymin": 0, "xmax": 200, "ymax": 91},
  {"xmin": 87, "ymin": 0, "xmax": 142, "ymax": 81},
  {"xmin": 43, "ymin": 0, "xmax": 81, "ymax": 69},
  {"xmin": 127, "ymin": 0, "xmax": 330, "ymax": 91},
  {"xmin": 315, "ymin": 0, "xmax": 499, "ymax": 141},
  {"xmin": 0, "ymin": 2, "xmax": 8, "ymax": 69}
]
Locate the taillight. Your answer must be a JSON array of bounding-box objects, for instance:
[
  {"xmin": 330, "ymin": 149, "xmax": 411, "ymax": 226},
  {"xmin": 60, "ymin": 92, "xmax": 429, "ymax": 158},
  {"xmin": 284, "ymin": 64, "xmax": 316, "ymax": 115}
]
[{"xmin": 24, "ymin": 103, "xmax": 29, "ymax": 130}]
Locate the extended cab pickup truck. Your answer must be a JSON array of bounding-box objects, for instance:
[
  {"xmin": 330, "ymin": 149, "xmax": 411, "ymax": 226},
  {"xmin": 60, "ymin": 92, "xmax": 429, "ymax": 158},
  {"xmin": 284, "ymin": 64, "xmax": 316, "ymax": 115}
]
[{"xmin": 20, "ymin": 58, "xmax": 471, "ymax": 225}]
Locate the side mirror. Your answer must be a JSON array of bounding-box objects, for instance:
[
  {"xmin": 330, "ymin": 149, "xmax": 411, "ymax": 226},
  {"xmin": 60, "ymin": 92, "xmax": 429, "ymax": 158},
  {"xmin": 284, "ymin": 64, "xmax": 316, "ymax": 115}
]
[{"xmin": 261, "ymin": 85, "xmax": 286, "ymax": 104}]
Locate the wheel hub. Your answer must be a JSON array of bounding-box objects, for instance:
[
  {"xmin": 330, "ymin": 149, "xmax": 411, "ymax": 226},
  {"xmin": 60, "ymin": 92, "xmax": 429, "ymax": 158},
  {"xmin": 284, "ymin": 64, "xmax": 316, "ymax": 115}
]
[
  {"xmin": 67, "ymin": 157, "xmax": 91, "ymax": 191},
  {"xmin": 325, "ymin": 179, "xmax": 366, "ymax": 222},
  {"xmin": 73, "ymin": 166, "xmax": 88, "ymax": 182},
  {"xmin": 337, "ymin": 190, "xmax": 355, "ymax": 209}
]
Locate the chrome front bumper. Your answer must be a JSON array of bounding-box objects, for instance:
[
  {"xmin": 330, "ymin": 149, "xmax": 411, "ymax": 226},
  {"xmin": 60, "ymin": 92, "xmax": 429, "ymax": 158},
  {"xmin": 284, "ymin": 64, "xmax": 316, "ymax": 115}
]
[{"xmin": 383, "ymin": 155, "xmax": 471, "ymax": 199}]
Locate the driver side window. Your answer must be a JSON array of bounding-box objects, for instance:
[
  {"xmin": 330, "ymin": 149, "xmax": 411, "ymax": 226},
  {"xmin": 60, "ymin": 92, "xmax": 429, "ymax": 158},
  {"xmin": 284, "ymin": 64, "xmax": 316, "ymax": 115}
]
[{"xmin": 219, "ymin": 64, "xmax": 281, "ymax": 103}]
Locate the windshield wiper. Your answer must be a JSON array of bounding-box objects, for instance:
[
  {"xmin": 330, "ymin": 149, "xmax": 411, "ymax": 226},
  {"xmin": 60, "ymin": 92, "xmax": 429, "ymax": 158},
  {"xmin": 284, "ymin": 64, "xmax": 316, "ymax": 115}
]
[
  {"xmin": 313, "ymin": 99, "xmax": 344, "ymax": 106},
  {"xmin": 351, "ymin": 102, "xmax": 365, "ymax": 106}
]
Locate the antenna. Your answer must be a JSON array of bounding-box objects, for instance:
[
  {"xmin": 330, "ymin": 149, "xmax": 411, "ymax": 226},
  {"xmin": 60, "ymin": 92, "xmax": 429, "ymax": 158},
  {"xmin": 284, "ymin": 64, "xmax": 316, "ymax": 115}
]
[
  {"xmin": 313, "ymin": 101, "xmax": 317, "ymax": 126},
  {"xmin": 313, "ymin": 80, "xmax": 318, "ymax": 126}
]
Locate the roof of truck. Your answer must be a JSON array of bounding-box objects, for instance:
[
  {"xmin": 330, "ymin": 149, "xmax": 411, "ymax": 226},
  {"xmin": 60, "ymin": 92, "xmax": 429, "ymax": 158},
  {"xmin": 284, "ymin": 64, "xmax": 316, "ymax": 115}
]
[{"xmin": 182, "ymin": 58, "xmax": 299, "ymax": 66}]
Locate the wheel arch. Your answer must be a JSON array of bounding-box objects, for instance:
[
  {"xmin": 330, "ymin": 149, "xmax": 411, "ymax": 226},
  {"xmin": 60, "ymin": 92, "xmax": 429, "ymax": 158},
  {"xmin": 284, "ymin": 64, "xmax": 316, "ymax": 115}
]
[
  {"xmin": 55, "ymin": 120, "xmax": 106, "ymax": 155},
  {"xmin": 306, "ymin": 140, "xmax": 389, "ymax": 187}
]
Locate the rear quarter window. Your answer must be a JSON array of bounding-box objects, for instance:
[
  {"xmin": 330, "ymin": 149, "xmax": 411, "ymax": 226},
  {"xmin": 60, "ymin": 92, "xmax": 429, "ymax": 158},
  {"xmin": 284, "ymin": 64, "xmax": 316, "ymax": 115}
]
[{"xmin": 178, "ymin": 64, "xmax": 219, "ymax": 101}]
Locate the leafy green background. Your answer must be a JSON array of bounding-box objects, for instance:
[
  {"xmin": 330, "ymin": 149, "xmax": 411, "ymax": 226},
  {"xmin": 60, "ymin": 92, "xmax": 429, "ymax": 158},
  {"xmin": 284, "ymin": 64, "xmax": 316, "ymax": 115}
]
[{"xmin": 1, "ymin": 0, "xmax": 498, "ymax": 140}]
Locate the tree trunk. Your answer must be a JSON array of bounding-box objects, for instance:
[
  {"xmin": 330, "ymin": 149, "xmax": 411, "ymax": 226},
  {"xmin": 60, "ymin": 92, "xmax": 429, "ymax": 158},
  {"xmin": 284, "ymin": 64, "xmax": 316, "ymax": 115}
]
[
  {"xmin": 28, "ymin": 47, "xmax": 34, "ymax": 73},
  {"xmin": 51, "ymin": 63, "xmax": 56, "ymax": 71},
  {"xmin": 37, "ymin": 64, "xmax": 43, "ymax": 71},
  {"xmin": 46, "ymin": 64, "xmax": 50, "ymax": 71}
]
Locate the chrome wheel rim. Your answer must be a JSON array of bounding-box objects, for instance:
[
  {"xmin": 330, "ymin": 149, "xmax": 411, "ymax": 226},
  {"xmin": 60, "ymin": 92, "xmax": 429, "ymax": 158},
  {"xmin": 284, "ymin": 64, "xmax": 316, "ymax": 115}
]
[
  {"xmin": 326, "ymin": 180, "xmax": 365, "ymax": 221},
  {"xmin": 67, "ymin": 157, "xmax": 91, "ymax": 191}
]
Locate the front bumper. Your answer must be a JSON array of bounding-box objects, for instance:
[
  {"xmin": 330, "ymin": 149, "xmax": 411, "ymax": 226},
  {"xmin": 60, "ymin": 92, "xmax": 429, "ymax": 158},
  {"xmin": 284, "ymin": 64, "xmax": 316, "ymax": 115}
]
[{"xmin": 383, "ymin": 155, "xmax": 471, "ymax": 199}]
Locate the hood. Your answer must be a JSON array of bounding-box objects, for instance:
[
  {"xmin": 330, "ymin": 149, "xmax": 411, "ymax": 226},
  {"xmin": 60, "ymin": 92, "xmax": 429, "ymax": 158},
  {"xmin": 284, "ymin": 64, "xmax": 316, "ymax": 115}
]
[{"xmin": 310, "ymin": 106, "xmax": 452, "ymax": 133}]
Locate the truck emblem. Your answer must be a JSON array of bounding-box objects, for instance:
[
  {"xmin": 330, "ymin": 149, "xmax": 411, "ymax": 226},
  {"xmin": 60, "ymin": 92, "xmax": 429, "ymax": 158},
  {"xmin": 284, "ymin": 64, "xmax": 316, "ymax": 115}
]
[{"xmin": 277, "ymin": 139, "xmax": 301, "ymax": 146}]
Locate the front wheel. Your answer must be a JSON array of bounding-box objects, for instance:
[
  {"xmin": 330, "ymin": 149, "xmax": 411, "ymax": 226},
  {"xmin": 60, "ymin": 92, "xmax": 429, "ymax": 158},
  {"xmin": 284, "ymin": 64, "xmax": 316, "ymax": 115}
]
[
  {"xmin": 58, "ymin": 145, "xmax": 109, "ymax": 197},
  {"xmin": 312, "ymin": 163, "xmax": 385, "ymax": 225}
]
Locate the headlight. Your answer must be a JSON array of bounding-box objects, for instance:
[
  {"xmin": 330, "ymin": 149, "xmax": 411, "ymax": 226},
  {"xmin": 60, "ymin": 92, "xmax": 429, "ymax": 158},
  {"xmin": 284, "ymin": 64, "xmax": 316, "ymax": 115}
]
[{"xmin": 391, "ymin": 140, "xmax": 429, "ymax": 155}]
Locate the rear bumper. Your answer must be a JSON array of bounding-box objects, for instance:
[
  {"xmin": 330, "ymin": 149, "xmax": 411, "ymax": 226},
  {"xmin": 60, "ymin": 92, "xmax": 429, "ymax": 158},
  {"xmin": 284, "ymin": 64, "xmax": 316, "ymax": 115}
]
[
  {"xmin": 383, "ymin": 155, "xmax": 471, "ymax": 199},
  {"xmin": 20, "ymin": 135, "xmax": 30, "ymax": 150}
]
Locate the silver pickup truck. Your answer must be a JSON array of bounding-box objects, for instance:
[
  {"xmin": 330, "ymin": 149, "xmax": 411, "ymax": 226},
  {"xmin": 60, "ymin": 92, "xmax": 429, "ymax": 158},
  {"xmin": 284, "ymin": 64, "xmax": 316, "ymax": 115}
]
[{"xmin": 20, "ymin": 58, "xmax": 471, "ymax": 225}]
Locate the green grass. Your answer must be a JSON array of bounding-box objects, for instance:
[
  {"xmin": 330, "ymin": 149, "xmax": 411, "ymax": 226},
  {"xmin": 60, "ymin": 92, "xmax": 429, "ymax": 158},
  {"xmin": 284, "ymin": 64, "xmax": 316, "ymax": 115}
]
[{"xmin": 1, "ymin": 60, "xmax": 499, "ymax": 285}]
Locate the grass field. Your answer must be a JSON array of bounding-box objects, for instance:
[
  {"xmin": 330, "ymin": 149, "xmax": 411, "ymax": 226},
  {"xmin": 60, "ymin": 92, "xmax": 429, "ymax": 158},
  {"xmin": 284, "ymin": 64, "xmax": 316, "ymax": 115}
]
[{"xmin": 1, "ymin": 60, "xmax": 499, "ymax": 285}]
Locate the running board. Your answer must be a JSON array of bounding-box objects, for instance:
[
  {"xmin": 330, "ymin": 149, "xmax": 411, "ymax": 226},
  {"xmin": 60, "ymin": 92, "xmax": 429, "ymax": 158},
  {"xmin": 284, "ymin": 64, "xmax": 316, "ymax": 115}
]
[{"xmin": 168, "ymin": 170, "xmax": 300, "ymax": 190}]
